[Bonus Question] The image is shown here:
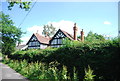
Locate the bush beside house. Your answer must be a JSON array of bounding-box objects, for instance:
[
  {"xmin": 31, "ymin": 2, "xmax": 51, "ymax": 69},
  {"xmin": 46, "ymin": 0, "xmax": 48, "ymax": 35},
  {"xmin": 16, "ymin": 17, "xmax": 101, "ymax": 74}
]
[{"xmin": 6, "ymin": 38, "xmax": 120, "ymax": 81}]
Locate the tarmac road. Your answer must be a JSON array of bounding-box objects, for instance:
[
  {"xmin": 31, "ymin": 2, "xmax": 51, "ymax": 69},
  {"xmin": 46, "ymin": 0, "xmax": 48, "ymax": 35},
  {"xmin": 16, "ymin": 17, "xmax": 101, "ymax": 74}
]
[{"xmin": 0, "ymin": 57, "xmax": 29, "ymax": 81}]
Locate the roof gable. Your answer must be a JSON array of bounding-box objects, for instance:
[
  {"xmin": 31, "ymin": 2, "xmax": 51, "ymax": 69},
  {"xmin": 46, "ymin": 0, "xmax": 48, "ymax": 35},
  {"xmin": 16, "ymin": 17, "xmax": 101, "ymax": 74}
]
[
  {"xmin": 53, "ymin": 29, "xmax": 66, "ymax": 39},
  {"xmin": 49, "ymin": 29, "xmax": 74, "ymax": 42},
  {"xmin": 26, "ymin": 33, "xmax": 50, "ymax": 45},
  {"xmin": 60, "ymin": 29, "xmax": 81, "ymax": 41},
  {"xmin": 60, "ymin": 29, "xmax": 74, "ymax": 40},
  {"xmin": 49, "ymin": 29, "xmax": 80, "ymax": 42}
]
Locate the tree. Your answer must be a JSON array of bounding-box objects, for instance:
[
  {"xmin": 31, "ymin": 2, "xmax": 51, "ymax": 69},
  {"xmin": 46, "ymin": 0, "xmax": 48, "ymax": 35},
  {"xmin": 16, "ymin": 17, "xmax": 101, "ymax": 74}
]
[
  {"xmin": 85, "ymin": 31, "xmax": 105, "ymax": 42},
  {"xmin": 42, "ymin": 24, "xmax": 56, "ymax": 37},
  {"xmin": 7, "ymin": 0, "xmax": 31, "ymax": 11},
  {"xmin": 0, "ymin": 12, "xmax": 24, "ymax": 55}
]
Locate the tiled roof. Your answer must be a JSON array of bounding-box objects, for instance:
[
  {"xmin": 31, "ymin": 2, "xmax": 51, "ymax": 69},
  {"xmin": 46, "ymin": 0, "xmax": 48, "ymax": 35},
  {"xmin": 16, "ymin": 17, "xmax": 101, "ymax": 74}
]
[
  {"xmin": 60, "ymin": 29, "xmax": 80, "ymax": 41},
  {"xmin": 27, "ymin": 29, "xmax": 80, "ymax": 45},
  {"xmin": 34, "ymin": 33, "xmax": 51, "ymax": 44}
]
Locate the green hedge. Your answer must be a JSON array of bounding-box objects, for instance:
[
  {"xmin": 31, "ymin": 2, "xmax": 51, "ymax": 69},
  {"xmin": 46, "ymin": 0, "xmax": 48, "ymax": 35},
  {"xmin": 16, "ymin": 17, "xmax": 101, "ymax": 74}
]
[{"xmin": 9, "ymin": 39, "xmax": 120, "ymax": 81}]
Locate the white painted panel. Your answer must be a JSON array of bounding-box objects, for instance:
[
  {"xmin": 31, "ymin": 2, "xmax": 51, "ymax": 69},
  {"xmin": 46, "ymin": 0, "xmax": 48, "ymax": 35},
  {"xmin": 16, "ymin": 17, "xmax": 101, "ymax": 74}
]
[{"xmin": 40, "ymin": 44, "xmax": 47, "ymax": 49}]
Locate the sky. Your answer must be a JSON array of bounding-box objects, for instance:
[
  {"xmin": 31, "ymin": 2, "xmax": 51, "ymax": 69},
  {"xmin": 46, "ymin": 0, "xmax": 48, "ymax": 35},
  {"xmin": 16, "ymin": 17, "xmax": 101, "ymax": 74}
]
[{"xmin": 1, "ymin": 1, "xmax": 119, "ymax": 44}]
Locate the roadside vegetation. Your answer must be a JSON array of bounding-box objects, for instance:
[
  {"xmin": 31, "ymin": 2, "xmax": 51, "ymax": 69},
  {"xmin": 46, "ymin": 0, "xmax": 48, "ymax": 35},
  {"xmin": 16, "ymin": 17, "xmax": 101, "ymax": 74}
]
[
  {"xmin": 3, "ymin": 57, "xmax": 95, "ymax": 81},
  {"xmin": 2, "ymin": 37, "xmax": 119, "ymax": 81}
]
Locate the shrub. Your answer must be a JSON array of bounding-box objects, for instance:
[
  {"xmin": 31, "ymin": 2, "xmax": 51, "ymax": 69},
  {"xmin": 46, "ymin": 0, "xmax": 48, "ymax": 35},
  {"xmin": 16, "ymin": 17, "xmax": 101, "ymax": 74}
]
[
  {"xmin": 83, "ymin": 66, "xmax": 96, "ymax": 81},
  {"xmin": 7, "ymin": 38, "xmax": 120, "ymax": 81},
  {"xmin": 3, "ymin": 58, "xmax": 72, "ymax": 80}
]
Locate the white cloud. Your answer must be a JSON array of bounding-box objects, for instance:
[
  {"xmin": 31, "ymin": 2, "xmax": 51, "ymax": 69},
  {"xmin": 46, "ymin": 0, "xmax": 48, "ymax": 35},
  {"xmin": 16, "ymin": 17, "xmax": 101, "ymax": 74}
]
[
  {"xmin": 20, "ymin": 37, "xmax": 30, "ymax": 45},
  {"xmin": 27, "ymin": 20, "xmax": 81, "ymax": 35},
  {"xmin": 103, "ymin": 21, "xmax": 111, "ymax": 25},
  {"xmin": 21, "ymin": 37, "xmax": 30, "ymax": 41},
  {"xmin": 27, "ymin": 25, "xmax": 43, "ymax": 35},
  {"xmin": 47, "ymin": 20, "xmax": 81, "ymax": 35}
]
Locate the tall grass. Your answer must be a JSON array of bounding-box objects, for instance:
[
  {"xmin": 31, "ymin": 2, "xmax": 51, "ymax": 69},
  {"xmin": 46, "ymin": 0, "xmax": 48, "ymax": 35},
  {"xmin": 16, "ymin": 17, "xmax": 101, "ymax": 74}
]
[
  {"xmin": 3, "ymin": 58, "xmax": 95, "ymax": 81},
  {"xmin": 83, "ymin": 66, "xmax": 95, "ymax": 81},
  {"xmin": 3, "ymin": 58, "xmax": 69, "ymax": 80}
]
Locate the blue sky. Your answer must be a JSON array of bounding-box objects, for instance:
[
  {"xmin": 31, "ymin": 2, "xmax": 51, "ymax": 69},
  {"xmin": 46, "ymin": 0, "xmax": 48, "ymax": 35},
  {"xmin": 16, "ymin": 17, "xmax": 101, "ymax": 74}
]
[{"xmin": 1, "ymin": 1, "xmax": 118, "ymax": 44}]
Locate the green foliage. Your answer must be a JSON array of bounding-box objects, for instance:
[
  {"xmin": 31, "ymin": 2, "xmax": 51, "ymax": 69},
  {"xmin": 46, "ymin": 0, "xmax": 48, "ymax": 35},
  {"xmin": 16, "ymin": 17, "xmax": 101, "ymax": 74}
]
[
  {"xmin": 7, "ymin": 1, "xmax": 31, "ymax": 11},
  {"xmin": 62, "ymin": 38, "xmax": 74, "ymax": 47},
  {"xmin": 73, "ymin": 67, "xmax": 79, "ymax": 81},
  {"xmin": 84, "ymin": 66, "xmax": 96, "ymax": 81},
  {"xmin": 10, "ymin": 48, "xmax": 57, "ymax": 63},
  {"xmin": 7, "ymin": 38, "xmax": 119, "ymax": 81},
  {"xmin": 85, "ymin": 31, "xmax": 105, "ymax": 42},
  {"xmin": 61, "ymin": 65, "xmax": 69, "ymax": 80},
  {"xmin": 42, "ymin": 24, "xmax": 57, "ymax": 37},
  {"xmin": 62, "ymin": 37, "xmax": 81, "ymax": 47},
  {"xmin": 3, "ymin": 58, "xmax": 72, "ymax": 80},
  {"xmin": 0, "ymin": 52, "xmax": 2, "ymax": 57},
  {"xmin": 0, "ymin": 12, "xmax": 24, "ymax": 55}
]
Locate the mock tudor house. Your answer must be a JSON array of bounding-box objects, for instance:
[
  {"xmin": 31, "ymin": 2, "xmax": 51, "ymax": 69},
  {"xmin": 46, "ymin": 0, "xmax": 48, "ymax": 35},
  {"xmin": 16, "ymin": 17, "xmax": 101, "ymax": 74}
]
[
  {"xmin": 26, "ymin": 23, "xmax": 84, "ymax": 49},
  {"xmin": 26, "ymin": 33, "xmax": 51, "ymax": 49}
]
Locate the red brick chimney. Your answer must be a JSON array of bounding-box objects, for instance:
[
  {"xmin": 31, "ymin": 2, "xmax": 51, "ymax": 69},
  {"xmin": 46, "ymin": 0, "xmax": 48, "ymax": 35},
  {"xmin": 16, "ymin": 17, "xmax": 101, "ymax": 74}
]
[
  {"xmin": 73, "ymin": 23, "xmax": 78, "ymax": 40},
  {"xmin": 81, "ymin": 29, "xmax": 84, "ymax": 42}
]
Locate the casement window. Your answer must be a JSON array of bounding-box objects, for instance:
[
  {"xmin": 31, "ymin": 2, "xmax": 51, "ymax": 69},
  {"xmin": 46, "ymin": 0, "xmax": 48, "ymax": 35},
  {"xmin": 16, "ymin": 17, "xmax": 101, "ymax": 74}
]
[
  {"xmin": 51, "ymin": 39, "xmax": 57, "ymax": 44},
  {"xmin": 51, "ymin": 38, "xmax": 63, "ymax": 45},
  {"xmin": 58, "ymin": 39, "xmax": 62, "ymax": 44},
  {"xmin": 28, "ymin": 41, "xmax": 40, "ymax": 46},
  {"xmin": 28, "ymin": 42, "xmax": 31, "ymax": 46}
]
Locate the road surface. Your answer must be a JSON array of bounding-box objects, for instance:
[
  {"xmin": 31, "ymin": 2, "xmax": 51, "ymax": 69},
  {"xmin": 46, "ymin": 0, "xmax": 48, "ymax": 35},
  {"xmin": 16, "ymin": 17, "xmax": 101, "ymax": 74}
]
[{"xmin": 0, "ymin": 57, "xmax": 29, "ymax": 81}]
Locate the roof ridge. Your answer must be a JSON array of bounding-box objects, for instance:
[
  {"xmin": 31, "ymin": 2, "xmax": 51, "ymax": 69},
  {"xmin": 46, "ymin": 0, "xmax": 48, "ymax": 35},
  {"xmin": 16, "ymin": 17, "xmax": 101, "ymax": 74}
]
[
  {"xmin": 60, "ymin": 29, "xmax": 73, "ymax": 36},
  {"xmin": 34, "ymin": 33, "xmax": 50, "ymax": 44},
  {"xmin": 59, "ymin": 29, "xmax": 80, "ymax": 41},
  {"xmin": 34, "ymin": 33, "xmax": 50, "ymax": 39},
  {"xmin": 59, "ymin": 29, "xmax": 74, "ymax": 40}
]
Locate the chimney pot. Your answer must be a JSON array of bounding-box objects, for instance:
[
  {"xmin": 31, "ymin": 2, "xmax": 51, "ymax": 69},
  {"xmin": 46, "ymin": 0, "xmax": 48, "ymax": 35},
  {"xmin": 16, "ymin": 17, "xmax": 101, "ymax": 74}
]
[
  {"xmin": 73, "ymin": 23, "xmax": 78, "ymax": 40},
  {"xmin": 81, "ymin": 29, "xmax": 84, "ymax": 42}
]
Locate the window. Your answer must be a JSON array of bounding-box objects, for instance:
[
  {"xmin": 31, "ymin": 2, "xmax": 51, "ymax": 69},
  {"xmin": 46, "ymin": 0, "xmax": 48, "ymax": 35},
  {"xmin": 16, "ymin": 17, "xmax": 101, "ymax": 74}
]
[
  {"xmin": 58, "ymin": 39, "xmax": 62, "ymax": 44},
  {"xmin": 29, "ymin": 41, "xmax": 40, "ymax": 46},
  {"xmin": 51, "ymin": 39, "xmax": 57, "ymax": 44},
  {"xmin": 28, "ymin": 42, "xmax": 31, "ymax": 46}
]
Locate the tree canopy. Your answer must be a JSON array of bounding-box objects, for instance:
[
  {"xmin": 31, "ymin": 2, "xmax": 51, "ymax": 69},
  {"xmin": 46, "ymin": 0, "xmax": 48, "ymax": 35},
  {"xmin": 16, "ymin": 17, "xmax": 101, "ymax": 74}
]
[
  {"xmin": 85, "ymin": 31, "xmax": 105, "ymax": 42},
  {"xmin": 7, "ymin": 1, "xmax": 31, "ymax": 11},
  {"xmin": 0, "ymin": 12, "xmax": 24, "ymax": 55},
  {"xmin": 42, "ymin": 24, "xmax": 57, "ymax": 37}
]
